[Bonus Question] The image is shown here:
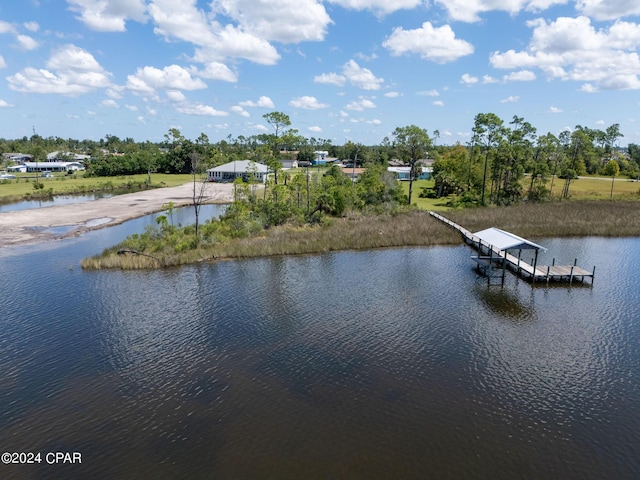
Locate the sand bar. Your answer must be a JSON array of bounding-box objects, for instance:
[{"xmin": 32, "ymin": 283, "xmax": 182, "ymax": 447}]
[{"xmin": 0, "ymin": 182, "xmax": 235, "ymax": 248}]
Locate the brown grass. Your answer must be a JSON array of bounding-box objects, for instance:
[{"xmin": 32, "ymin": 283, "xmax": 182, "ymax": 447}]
[
  {"xmin": 445, "ymin": 200, "xmax": 640, "ymax": 238},
  {"xmin": 82, "ymin": 199, "xmax": 640, "ymax": 270}
]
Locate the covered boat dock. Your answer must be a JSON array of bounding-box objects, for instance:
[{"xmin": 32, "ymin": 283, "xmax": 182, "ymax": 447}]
[{"xmin": 430, "ymin": 212, "xmax": 595, "ymax": 285}]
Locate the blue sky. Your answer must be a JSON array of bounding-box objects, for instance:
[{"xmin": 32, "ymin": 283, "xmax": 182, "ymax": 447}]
[{"xmin": 1, "ymin": 0, "xmax": 640, "ymax": 146}]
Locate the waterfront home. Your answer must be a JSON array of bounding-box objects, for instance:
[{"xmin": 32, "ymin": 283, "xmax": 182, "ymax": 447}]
[{"xmin": 207, "ymin": 160, "xmax": 268, "ymax": 183}]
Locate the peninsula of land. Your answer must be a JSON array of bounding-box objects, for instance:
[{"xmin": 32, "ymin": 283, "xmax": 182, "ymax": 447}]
[{"xmin": 0, "ymin": 182, "xmax": 234, "ymax": 248}]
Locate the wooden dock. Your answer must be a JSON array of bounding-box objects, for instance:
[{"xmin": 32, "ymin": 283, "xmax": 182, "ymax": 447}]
[{"xmin": 430, "ymin": 211, "xmax": 595, "ymax": 285}]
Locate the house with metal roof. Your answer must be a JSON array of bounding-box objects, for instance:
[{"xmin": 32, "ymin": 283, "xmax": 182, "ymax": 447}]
[
  {"xmin": 207, "ymin": 160, "xmax": 268, "ymax": 183},
  {"xmin": 9, "ymin": 162, "xmax": 84, "ymax": 173},
  {"xmin": 387, "ymin": 166, "xmax": 432, "ymax": 180}
]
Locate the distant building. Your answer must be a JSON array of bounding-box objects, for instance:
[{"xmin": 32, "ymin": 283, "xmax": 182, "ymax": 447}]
[
  {"xmin": 280, "ymin": 159, "xmax": 298, "ymax": 169},
  {"xmin": 311, "ymin": 151, "xmax": 330, "ymax": 165},
  {"xmin": 8, "ymin": 162, "xmax": 84, "ymax": 173},
  {"xmin": 207, "ymin": 160, "xmax": 269, "ymax": 183},
  {"xmin": 47, "ymin": 151, "xmax": 91, "ymax": 162},
  {"xmin": 3, "ymin": 153, "xmax": 33, "ymax": 163},
  {"xmin": 388, "ymin": 166, "xmax": 432, "ymax": 180}
]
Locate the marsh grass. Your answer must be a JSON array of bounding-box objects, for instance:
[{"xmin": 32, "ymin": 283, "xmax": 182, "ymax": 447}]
[
  {"xmin": 82, "ymin": 199, "xmax": 640, "ymax": 270},
  {"xmin": 446, "ymin": 200, "xmax": 640, "ymax": 237}
]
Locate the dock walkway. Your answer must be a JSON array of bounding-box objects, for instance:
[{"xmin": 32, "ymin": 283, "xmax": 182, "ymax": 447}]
[{"xmin": 430, "ymin": 211, "xmax": 595, "ymax": 284}]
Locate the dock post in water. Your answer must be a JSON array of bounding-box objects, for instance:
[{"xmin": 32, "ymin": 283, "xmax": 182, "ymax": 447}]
[{"xmin": 428, "ymin": 211, "xmax": 595, "ymax": 285}]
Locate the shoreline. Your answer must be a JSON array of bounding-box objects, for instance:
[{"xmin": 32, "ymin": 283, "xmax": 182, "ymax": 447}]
[{"xmin": 0, "ymin": 182, "xmax": 235, "ymax": 249}]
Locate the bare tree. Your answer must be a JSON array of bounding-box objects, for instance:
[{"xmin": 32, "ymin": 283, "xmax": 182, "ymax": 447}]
[{"xmin": 190, "ymin": 152, "xmax": 208, "ymax": 239}]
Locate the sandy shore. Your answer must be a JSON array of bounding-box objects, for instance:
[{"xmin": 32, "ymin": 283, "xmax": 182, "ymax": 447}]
[{"xmin": 0, "ymin": 182, "xmax": 235, "ymax": 248}]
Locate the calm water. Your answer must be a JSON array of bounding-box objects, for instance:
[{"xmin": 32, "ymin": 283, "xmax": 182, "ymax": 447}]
[
  {"xmin": 0, "ymin": 193, "xmax": 119, "ymax": 213},
  {"xmin": 0, "ymin": 187, "xmax": 156, "ymax": 213},
  {"xmin": 0, "ymin": 211, "xmax": 639, "ymax": 479}
]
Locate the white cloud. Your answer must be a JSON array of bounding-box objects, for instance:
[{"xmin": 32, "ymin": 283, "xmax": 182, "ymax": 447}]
[
  {"xmin": 345, "ymin": 97, "xmax": 376, "ymax": 111},
  {"xmin": 384, "ymin": 91, "xmax": 401, "ymax": 97},
  {"xmin": 490, "ymin": 16, "xmax": 640, "ymax": 90},
  {"xmin": 314, "ymin": 72, "xmax": 346, "ymax": 87},
  {"xmin": 383, "ymin": 22, "xmax": 474, "ymax": 63},
  {"xmin": 127, "ymin": 65, "xmax": 207, "ymax": 94},
  {"xmin": 576, "ymin": 0, "xmax": 640, "ymax": 21},
  {"xmin": 175, "ymin": 102, "xmax": 228, "ymax": 116},
  {"xmin": 500, "ymin": 95, "xmax": 520, "ymax": 103},
  {"xmin": 100, "ymin": 99, "xmax": 119, "ymax": 108},
  {"xmin": 0, "ymin": 99, "xmax": 15, "ymax": 108},
  {"xmin": 23, "ymin": 22, "xmax": 39, "ymax": 32},
  {"xmin": 166, "ymin": 90, "xmax": 187, "ymax": 102},
  {"xmin": 503, "ymin": 70, "xmax": 536, "ymax": 81},
  {"xmin": 419, "ymin": 89, "xmax": 439, "ymax": 96},
  {"xmin": 461, "ymin": 73, "xmax": 478, "ymax": 84},
  {"xmin": 231, "ymin": 105, "xmax": 251, "ymax": 117},
  {"xmin": 482, "ymin": 75, "xmax": 498, "ymax": 83},
  {"xmin": 125, "ymin": 104, "xmax": 139, "ymax": 111},
  {"xmin": 138, "ymin": 116, "xmax": 146, "ymax": 124},
  {"xmin": 238, "ymin": 96, "xmax": 275, "ymax": 108},
  {"xmin": 317, "ymin": 60, "xmax": 383, "ymax": 90},
  {"xmin": 527, "ymin": 0, "xmax": 570, "ymax": 10},
  {"xmin": 342, "ymin": 60, "xmax": 383, "ymax": 90},
  {"xmin": 16, "ymin": 34, "xmax": 39, "ymax": 51},
  {"xmin": 580, "ymin": 83, "xmax": 598, "ymax": 92},
  {"xmin": 0, "ymin": 55, "xmax": 6, "ymax": 69},
  {"xmin": 195, "ymin": 62, "xmax": 238, "ymax": 82},
  {"xmin": 434, "ymin": 0, "xmax": 527, "ymax": 22},
  {"xmin": 213, "ymin": 0, "xmax": 332, "ymax": 44},
  {"xmin": 149, "ymin": 1, "xmax": 280, "ymax": 66},
  {"xmin": 433, "ymin": 100, "xmax": 444, "ymax": 106},
  {"xmin": 289, "ymin": 96, "xmax": 329, "ymax": 109},
  {"xmin": 308, "ymin": 126, "xmax": 323, "ymax": 132},
  {"xmin": 366, "ymin": 119, "xmax": 382, "ymax": 125},
  {"xmin": 327, "ymin": 0, "xmax": 422, "ymax": 15},
  {"xmin": 7, "ymin": 44, "xmax": 112, "ymax": 96},
  {"xmin": 67, "ymin": 0, "xmax": 147, "ymax": 32},
  {"xmin": 549, "ymin": 106, "xmax": 563, "ymax": 112},
  {"xmin": 106, "ymin": 86, "xmax": 125, "ymax": 99},
  {"xmin": 148, "ymin": 0, "xmax": 216, "ymax": 45},
  {"xmin": 0, "ymin": 20, "xmax": 16, "ymax": 34}
]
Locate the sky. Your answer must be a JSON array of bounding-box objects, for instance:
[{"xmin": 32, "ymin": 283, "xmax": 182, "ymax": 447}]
[{"xmin": 1, "ymin": 1, "xmax": 640, "ymax": 147}]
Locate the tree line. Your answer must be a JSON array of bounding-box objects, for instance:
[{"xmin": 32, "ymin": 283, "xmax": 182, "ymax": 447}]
[
  {"xmin": 431, "ymin": 114, "xmax": 635, "ymax": 206},
  {"xmin": 2, "ymin": 111, "xmax": 639, "ymax": 207}
]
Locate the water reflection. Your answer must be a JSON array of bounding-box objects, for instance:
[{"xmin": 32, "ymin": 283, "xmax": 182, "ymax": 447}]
[
  {"xmin": 0, "ymin": 192, "xmax": 117, "ymax": 212},
  {"xmin": 0, "ymin": 227, "xmax": 639, "ymax": 479},
  {"xmin": 473, "ymin": 284, "xmax": 533, "ymax": 321}
]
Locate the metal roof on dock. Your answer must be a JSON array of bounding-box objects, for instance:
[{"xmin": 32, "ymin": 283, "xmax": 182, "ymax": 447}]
[{"xmin": 472, "ymin": 227, "xmax": 547, "ymax": 252}]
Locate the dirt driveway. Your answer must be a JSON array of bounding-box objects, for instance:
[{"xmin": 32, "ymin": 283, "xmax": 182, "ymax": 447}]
[{"xmin": 0, "ymin": 182, "xmax": 235, "ymax": 248}]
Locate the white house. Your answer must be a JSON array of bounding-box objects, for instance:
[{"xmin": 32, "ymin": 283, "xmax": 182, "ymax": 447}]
[
  {"xmin": 9, "ymin": 162, "xmax": 85, "ymax": 173},
  {"xmin": 207, "ymin": 160, "xmax": 269, "ymax": 183},
  {"xmin": 388, "ymin": 166, "xmax": 433, "ymax": 180},
  {"xmin": 312, "ymin": 151, "xmax": 330, "ymax": 165}
]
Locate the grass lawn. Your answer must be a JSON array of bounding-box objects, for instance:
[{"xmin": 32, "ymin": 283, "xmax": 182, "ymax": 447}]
[
  {"xmin": 0, "ymin": 173, "xmax": 193, "ymax": 202},
  {"xmin": 552, "ymin": 176, "xmax": 640, "ymax": 199},
  {"xmin": 399, "ymin": 179, "xmax": 452, "ymax": 211},
  {"xmin": 401, "ymin": 176, "xmax": 640, "ymax": 210}
]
